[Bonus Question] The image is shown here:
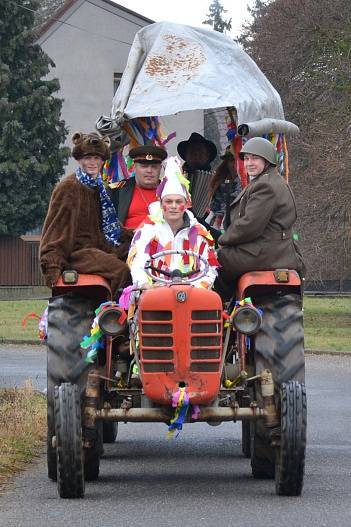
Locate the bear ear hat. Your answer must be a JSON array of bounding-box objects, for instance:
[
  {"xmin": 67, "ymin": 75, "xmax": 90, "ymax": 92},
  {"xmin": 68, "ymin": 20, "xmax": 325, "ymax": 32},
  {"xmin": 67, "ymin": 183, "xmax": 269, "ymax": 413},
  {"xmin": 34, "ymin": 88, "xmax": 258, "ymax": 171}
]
[{"xmin": 72, "ymin": 131, "xmax": 83, "ymax": 145}]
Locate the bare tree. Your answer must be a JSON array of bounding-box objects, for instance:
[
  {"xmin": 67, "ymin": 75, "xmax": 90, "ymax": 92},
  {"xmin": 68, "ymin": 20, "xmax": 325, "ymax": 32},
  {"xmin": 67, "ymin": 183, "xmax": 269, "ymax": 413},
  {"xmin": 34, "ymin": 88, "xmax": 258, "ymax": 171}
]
[
  {"xmin": 240, "ymin": 0, "xmax": 351, "ymax": 289},
  {"xmin": 34, "ymin": 0, "xmax": 65, "ymax": 28}
]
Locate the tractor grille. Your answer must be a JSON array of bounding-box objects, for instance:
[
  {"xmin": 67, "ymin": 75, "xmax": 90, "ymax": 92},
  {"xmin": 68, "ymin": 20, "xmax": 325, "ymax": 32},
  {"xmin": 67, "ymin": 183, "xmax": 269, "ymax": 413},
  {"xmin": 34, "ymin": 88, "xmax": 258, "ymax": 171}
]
[
  {"xmin": 140, "ymin": 310, "xmax": 174, "ymax": 373},
  {"xmin": 190, "ymin": 310, "xmax": 222, "ymax": 372},
  {"xmin": 140, "ymin": 309, "xmax": 222, "ymax": 374},
  {"xmin": 192, "ymin": 310, "xmax": 221, "ymax": 320},
  {"xmin": 142, "ymin": 311, "xmax": 172, "ymax": 321}
]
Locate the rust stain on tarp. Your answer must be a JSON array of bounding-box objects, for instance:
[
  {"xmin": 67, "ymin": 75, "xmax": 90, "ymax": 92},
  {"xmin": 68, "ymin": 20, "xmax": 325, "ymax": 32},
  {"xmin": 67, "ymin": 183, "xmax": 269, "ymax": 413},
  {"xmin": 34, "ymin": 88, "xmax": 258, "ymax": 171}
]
[{"xmin": 145, "ymin": 34, "xmax": 206, "ymax": 88}]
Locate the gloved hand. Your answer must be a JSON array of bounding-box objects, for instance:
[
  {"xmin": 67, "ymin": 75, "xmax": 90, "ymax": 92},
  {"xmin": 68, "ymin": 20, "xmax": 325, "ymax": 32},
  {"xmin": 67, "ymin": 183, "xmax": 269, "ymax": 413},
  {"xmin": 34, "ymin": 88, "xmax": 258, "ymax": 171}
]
[{"xmin": 45, "ymin": 267, "xmax": 61, "ymax": 288}]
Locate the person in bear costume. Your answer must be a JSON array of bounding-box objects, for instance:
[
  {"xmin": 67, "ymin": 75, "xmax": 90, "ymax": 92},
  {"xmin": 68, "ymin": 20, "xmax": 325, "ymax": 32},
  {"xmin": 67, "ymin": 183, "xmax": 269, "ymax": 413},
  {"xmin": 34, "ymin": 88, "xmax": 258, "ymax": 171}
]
[{"xmin": 40, "ymin": 132, "xmax": 131, "ymax": 297}]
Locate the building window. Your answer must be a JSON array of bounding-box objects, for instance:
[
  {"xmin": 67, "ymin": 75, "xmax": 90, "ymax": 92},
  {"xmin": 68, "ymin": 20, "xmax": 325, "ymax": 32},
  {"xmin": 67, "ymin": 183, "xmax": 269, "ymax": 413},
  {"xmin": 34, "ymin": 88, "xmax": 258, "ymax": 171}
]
[{"xmin": 113, "ymin": 73, "xmax": 122, "ymax": 95}]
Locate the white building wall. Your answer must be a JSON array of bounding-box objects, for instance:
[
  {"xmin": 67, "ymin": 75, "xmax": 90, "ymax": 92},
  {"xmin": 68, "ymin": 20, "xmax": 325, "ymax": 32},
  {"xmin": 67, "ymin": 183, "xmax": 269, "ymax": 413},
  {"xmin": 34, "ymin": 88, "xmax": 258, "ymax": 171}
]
[
  {"xmin": 38, "ymin": 0, "xmax": 203, "ymax": 174},
  {"xmin": 38, "ymin": 0, "xmax": 151, "ymax": 174}
]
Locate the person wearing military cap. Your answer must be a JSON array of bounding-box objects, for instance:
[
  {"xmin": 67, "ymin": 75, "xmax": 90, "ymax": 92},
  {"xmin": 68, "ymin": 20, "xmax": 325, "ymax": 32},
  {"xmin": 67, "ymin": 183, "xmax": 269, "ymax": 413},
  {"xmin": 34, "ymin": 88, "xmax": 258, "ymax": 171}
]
[
  {"xmin": 109, "ymin": 144, "xmax": 167, "ymax": 231},
  {"xmin": 215, "ymin": 137, "xmax": 305, "ymax": 300},
  {"xmin": 40, "ymin": 131, "xmax": 132, "ymax": 296}
]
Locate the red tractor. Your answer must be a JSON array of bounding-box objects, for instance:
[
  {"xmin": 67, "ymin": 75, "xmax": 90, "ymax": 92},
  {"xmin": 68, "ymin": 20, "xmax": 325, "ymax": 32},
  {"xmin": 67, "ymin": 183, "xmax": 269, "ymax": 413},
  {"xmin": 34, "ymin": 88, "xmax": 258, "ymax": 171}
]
[{"xmin": 47, "ymin": 250, "xmax": 306, "ymax": 499}]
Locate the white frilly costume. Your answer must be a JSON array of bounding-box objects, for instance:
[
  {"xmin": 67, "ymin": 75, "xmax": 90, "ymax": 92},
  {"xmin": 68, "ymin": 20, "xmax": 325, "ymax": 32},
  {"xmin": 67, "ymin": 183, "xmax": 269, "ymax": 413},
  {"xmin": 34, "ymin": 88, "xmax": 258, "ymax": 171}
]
[{"xmin": 127, "ymin": 156, "xmax": 219, "ymax": 289}]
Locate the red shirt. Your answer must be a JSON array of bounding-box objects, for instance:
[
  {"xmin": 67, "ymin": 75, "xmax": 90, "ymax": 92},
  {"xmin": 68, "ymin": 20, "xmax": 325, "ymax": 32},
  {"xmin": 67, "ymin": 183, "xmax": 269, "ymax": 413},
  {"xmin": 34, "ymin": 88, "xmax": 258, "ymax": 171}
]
[{"xmin": 124, "ymin": 186, "xmax": 158, "ymax": 230}]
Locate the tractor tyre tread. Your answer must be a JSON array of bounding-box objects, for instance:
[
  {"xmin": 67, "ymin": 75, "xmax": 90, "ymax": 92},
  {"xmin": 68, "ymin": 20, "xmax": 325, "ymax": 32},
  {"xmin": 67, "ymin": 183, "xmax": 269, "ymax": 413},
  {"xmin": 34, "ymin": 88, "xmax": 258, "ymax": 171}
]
[
  {"xmin": 275, "ymin": 381, "xmax": 307, "ymax": 496},
  {"xmin": 55, "ymin": 383, "xmax": 84, "ymax": 498}
]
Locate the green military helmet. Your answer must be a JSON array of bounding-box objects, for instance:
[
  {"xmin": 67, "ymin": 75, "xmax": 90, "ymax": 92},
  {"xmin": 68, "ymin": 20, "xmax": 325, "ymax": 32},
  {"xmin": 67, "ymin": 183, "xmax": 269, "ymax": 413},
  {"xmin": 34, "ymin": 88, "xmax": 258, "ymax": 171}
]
[{"xmin": 239, "ymin": 137, "xmax": 277, "ymax": 166}]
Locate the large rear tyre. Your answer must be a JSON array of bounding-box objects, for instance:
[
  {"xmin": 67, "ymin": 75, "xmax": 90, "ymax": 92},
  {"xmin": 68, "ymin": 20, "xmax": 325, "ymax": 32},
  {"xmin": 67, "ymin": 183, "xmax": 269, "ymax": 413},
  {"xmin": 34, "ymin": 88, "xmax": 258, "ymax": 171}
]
[
  {"xmin": 275, "ymin": 381, "xmax": 307, "ymax": 496},
  {"xmin": 55, "ymin": 383, "xmax": 84, "ymax": 498},
  {"xmin": 84, "ymin": 446, "xmax": 100, "ymax": 481},
  {"xmin": 84, "ymin": 421, "xmax": 102, "ymax": 481},
  {"xmin": 242, "ymin": 421, "xmax": 251, "ymax": 458},
  {"xmin": 254, "ymin": 293, "xmax": 305, "ymax": 385},
  {"xmin": 250, "ymin": 422, "xmax": 275, "ymax": 479},
  {"xmin": 47, "ymin": 390, "xmax": 57, "ymax": 481},
  {"xmin": 241, "ymin": 395, "xmax": 251, "ymax": 458},
  {"xmin": 103, "ymin": 421, "xmax": 118, "ymax": 443},
  {"xmin": 47, "ymin": 295, "xmax": 96, "ymax": 481}
]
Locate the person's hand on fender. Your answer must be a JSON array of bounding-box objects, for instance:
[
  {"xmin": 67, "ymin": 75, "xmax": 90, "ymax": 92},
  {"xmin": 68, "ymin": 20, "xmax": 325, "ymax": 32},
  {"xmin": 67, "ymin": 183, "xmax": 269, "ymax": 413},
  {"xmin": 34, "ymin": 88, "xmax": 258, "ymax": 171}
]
[
  {"xmin": 45, "ymin": 267, "xmax": 61, "ymax": 288},
  {"xmin": 140, "ymin": 282, "xmax": 163, "ymax": 290}
]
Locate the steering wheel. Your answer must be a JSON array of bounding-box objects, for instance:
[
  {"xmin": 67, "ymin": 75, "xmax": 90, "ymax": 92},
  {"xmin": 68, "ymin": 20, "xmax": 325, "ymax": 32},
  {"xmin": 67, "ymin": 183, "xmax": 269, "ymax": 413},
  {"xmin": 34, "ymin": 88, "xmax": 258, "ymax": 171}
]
[{"xmin": 144, "ymin": 249, "xmax": 209, "ymax": 285}]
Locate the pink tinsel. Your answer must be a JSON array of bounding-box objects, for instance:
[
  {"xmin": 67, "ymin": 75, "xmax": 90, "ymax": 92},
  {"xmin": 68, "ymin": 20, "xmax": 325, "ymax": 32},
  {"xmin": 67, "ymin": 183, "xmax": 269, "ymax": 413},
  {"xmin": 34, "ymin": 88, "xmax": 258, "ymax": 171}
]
[{"xmin": 118, "ymin": 285, "xmax": 135, "ymax": 310}]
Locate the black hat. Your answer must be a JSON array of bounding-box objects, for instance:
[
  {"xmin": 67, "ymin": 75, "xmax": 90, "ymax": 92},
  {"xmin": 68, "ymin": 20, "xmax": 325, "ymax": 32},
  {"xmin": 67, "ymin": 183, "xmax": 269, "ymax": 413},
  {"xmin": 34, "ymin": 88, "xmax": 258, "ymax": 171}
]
[
  {"xmin": 177, "ymin": 133, "xmax": 217, "ymax": 163},
  {"xmin": 129, "ymin": 144, "xmax": 167, "ymax": 164}
]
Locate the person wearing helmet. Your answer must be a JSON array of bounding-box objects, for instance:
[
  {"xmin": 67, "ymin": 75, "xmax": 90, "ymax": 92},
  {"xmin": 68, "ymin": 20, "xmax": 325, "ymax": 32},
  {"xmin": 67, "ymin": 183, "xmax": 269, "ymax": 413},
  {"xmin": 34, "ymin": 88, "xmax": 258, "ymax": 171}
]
[{"xmin": 215, "ymin": 137, "xmax": 305, "ymax": 299}]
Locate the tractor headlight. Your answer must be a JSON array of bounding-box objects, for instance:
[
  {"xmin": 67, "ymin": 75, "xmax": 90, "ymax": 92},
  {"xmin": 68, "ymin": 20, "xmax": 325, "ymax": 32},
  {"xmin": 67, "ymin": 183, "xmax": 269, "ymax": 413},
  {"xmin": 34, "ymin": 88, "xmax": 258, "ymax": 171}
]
[
  {"xmin": 231, "ymin": 306, "xmax": 262, "ymax": 335},
  {"xmin": 98, "ymin": 307, "xmax": 127, "ymax": 336}
]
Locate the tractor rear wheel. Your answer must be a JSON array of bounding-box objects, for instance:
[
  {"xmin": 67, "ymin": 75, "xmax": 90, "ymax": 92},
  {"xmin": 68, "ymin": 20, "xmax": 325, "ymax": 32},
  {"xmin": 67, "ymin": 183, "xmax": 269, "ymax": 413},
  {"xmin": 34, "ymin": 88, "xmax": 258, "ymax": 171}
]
[
  {"xmin": 84, "ymin": 421, "xmax": 103, "ymax": 481},
  {"xmin": 250, "ymin": 421, "xmax": 275, "ymax": 479},
  {"xmin": 275, "ymin": 381, "xmax": 307, "ymax": 496},
  {"xmin": 46, "ymin": 294, "xmax": 96, "ymax": 481},
  {"xmin": 47, "ymin": 379, "xmax": 57, "ymax": 481},
  {"xmin": 55, "ymin": 383, "xmax": 84, "ymax": 498},
  {"xmin": 103, "ymin": 421, "xmax": 118, "ymax": 443},
  {"xmin": 241, "ymin": 395, "xmax": 251, "ymax": 458},
  {"xmin": 242, "ymin": 421, "xmax": 251, "ymax": 458}
]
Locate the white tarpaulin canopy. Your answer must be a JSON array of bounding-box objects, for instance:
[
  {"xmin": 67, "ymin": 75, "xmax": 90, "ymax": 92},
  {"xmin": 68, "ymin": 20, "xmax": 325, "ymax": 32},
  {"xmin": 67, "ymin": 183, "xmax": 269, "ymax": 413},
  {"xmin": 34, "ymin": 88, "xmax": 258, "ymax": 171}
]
[{"xmin": 109, "ymin": 22, "xmax": 298, "ymax": 135}]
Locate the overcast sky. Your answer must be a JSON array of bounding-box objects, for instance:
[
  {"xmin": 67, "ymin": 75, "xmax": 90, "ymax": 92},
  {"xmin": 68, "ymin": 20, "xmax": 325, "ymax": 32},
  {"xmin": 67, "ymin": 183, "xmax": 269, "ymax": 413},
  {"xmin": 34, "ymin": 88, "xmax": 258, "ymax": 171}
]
[{"xmin": 113, "ymin": 0, "xmax": 254, "ymax": 38}]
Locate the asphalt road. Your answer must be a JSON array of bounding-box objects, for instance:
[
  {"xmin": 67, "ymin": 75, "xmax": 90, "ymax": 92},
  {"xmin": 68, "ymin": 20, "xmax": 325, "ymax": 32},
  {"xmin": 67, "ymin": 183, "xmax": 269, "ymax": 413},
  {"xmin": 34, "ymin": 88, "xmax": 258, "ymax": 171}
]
[
  {"xmin": 0, "ymin": 349, "xmax": 351, "ymax": 527},
  {"xmin": 0, "ymin": 344, "xmax": 46, "ymax": 391}
]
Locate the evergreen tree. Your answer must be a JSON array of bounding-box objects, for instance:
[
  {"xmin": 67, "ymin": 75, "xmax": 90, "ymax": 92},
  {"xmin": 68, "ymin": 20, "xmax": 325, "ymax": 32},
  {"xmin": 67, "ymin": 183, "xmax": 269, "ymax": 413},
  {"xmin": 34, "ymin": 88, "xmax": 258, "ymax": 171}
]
[
  {"xmin": 0, "ymin": 0, "xmax": 69, "ymax": 236},
  {"xmin": 203, "ymin": 0, "xmax": 232, "ymax": 33}
]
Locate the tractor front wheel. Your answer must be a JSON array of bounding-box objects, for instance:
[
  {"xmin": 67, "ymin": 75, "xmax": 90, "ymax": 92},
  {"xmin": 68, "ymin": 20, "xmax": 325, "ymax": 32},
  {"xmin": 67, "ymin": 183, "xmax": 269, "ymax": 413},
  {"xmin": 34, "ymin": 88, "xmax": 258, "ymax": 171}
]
[
  {"xmin": 275, "ymin": 381, "xmax": 307, "ymax": 496},
  {"xmin": 55, "ymin": 383, "xmax": 84, "ymax": 498}
]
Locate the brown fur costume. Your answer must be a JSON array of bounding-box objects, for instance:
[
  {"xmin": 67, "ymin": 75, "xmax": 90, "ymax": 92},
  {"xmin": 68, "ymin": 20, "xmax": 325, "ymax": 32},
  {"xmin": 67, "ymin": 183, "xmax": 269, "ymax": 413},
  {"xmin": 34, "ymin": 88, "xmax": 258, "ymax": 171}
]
[{"xmin": 40, "ymin": 174, "xmax": 133, "ymax": 297}]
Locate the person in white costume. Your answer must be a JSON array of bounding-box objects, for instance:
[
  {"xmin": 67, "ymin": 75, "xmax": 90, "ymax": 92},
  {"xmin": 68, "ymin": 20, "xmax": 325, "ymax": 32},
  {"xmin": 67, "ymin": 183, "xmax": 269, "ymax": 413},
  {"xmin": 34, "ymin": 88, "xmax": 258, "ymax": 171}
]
[{"xmin": 127, "ymin": 156, "xmax": 219, "ymax": 290}]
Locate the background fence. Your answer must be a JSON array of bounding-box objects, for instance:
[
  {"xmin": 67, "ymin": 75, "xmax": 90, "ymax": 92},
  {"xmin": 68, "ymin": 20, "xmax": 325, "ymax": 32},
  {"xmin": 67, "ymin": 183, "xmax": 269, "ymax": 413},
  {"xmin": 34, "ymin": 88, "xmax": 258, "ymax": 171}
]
[{"xmin": 0, "ymin": 236, "xmax": 45, "ymax": 286}]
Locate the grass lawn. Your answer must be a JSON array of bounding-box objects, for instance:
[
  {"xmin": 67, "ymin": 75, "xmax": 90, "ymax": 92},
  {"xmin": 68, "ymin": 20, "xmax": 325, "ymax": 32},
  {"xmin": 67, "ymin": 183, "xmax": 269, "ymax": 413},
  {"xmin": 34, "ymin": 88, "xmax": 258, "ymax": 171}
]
[
  {"xmin": 303, "ymin": 297, "xmax": 351, "ymax": 352},
  {"xmin": 0, "ymin": 300, "xmax": 47, "ymax": 341},
  {"xmin": 0, "ymin": 297, "xmax": 350, "ymax": 351}
]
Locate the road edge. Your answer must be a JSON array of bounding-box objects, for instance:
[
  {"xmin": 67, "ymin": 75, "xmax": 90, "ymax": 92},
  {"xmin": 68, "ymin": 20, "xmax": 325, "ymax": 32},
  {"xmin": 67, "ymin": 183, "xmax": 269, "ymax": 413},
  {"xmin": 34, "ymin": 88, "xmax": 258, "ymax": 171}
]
[{"xmin": 0, "ymin": 339, "xmax": 350, "ymax": 356}]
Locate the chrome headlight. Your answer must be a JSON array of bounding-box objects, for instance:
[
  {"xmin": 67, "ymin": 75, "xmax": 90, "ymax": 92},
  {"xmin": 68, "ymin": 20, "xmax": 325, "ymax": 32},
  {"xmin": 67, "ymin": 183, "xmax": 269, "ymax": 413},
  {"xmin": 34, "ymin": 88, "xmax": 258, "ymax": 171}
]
[
  {"xmin": 98, "ymin": 307, "xmax": 127, "ymax": 336},
  {"xmin": 231, "ymin": 306, "xmax": 262, "ymax": 335}
]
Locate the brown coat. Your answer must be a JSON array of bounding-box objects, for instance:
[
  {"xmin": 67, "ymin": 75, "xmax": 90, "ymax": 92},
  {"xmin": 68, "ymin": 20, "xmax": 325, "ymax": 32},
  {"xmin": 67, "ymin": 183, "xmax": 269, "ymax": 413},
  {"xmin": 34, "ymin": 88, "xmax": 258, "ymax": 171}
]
[
  {"xmin": 217, "ymin": 167, "xmax": 305, "ymax": 282},
  {"xmin": 40, "ymin": 174, "xmax": 132, "ymax": 296}
]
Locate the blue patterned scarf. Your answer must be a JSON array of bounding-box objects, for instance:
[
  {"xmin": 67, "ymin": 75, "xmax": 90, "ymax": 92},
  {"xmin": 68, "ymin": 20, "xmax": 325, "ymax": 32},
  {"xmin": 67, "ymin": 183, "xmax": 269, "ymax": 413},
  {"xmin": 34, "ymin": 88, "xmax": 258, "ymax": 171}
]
[{"xmin": 75, "ymin": 167, "xmax": 121, "ymax": 246}]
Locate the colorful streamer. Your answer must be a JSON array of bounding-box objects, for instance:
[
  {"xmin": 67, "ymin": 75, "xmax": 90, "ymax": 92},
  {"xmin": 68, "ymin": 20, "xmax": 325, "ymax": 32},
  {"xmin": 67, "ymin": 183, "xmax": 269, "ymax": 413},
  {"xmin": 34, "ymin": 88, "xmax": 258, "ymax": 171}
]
[
  {"xmin": 167, "ymin": 387, "xmax": 200, "ymax": 438},
  {"xmin": 21, "ymin": 308, "xmax": 48, "ymax": 341},
  {"xmin": 167, "ymin": 387, "xmax": 190, "ymax": 438},
  {"xmin": 80, "ymin": 301, "xmax": 126, "ymax": 364}
]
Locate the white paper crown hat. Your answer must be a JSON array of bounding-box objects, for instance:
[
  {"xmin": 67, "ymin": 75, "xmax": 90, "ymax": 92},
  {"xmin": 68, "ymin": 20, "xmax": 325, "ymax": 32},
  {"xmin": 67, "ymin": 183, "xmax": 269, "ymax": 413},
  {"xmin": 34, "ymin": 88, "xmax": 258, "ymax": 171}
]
[{"xmin": 156, "ymin": 156, "xmax": 191, "ymax": 203}]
